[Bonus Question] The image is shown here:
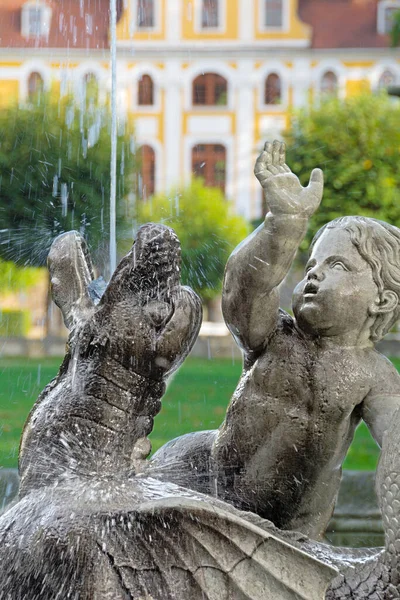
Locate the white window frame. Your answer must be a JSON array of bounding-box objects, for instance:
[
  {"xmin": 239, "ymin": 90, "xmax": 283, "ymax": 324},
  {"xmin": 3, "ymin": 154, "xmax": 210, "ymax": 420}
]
[
  {"xmin": 194, "ymin": 0, "xmax": 227, "ymax": 34},
  {"xmin": 19, "ymin": 61, "xmax": 50, "ymax": 103},
  {"xmin": 130, "ymin": 66, "xmax": 161, "ymax": 113},
  {"xmin": 260, "ymin": 71, "xmax": 287, "ymax": 110},
  {"xmin": 312, "ymin": 62, "xmax": 346, "ymax": 103},
  {"xmin": 370, "ymin": 62, "xmax": 400, "ymax": 90},
  {"xmin": 132, "ymin": 0, "xmax": 161, "ymax": 33},
  {"xmin": 259, "ymin": 0, "xmax": 289, "ymax": 32},
  {"xmin": 183, "ymin": 63, "xmax": 235, "ymax": 111},
  {"xmin": 21, "ymin": 1, "xmax": 52, "ymax": 38},
  {"xmin": 377, "ymin": 0, "xmax": 400, "ymax": 34},
  {"xmin": 320, "ymin": 70, "xmax": 339, "ymax": 96}
]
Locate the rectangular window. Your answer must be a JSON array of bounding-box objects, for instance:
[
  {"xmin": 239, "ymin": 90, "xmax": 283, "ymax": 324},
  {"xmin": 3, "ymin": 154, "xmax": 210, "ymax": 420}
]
[
  {"xmin": 21, "ymin": 3, "xmax": 52, "ymax": 38},
  {"xmin": 137, "ymin": 0, "xmax": 154, "ymax": 28},
  {"xmin": 265, "ymin": 0, "xmax": 283, "ymax": 28},
  {"xmin": 202, "ymin": 0, "xmax": 219, "ymax": 28},
  {"xmin": 28, "ymin": 7, "xmax": 42, "ymax": 35},
  {"xmin": 384, "ymin": 6, "xmax": 398, "ymax": 32}
]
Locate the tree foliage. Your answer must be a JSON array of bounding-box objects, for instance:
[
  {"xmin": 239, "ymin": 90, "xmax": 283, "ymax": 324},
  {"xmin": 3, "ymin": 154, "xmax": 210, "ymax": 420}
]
[
  {"xmin": 0, "ymin": 260, "xmax": 41, "ymax": 292},
  {"xmin": 0, "ymin": 94, "xmax": 136, "ymax": 270},
  {"xmin": 136, "ymin": 179, "xmax": 249, "ymax": 302},
  {"xmin": 285, "ymin": 93, "xmax": 400, "ymax": 250}
]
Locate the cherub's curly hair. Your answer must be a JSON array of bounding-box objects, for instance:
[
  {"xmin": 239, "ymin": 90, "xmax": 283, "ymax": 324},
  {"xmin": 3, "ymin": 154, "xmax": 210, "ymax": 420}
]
[{"xmin": 311, "ymin": 216, "xmax": 400, "ymax": 342}]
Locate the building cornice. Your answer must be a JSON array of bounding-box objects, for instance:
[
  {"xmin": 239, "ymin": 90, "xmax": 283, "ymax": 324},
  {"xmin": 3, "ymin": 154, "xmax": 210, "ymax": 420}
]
[{"xmin": 0, "ymin": 45, "xmax": 396, "ymax": 62}]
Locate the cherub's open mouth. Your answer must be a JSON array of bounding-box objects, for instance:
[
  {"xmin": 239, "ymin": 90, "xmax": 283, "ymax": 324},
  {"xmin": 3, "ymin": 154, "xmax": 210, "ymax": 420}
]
[{"xmin": 304, "ymin": 282, "xmax": 319, "ymax": 297}]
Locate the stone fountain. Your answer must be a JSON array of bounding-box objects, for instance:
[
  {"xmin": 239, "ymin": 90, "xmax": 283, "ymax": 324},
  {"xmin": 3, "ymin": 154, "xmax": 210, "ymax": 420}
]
[{"xmin": 1, "ymin": 142, "xmax": 400, "ymax": 599}]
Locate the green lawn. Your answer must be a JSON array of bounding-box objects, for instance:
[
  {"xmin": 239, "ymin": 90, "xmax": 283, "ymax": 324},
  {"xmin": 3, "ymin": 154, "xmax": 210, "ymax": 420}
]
[{"xmin": 0, "ymin": 355, "xmax": 391, "ymax": 471}]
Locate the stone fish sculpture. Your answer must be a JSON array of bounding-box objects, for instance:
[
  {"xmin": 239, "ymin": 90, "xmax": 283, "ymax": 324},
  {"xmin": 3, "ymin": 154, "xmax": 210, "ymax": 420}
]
[{"xmin": 1, "ymin": 145, "xmax": 400, "ymax": 598}]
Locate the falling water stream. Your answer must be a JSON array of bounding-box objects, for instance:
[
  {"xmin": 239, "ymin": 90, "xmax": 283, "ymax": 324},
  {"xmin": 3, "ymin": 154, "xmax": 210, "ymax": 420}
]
[{"xmin": 109, "ymin": 0, "xmax": 118, "ymax": 275}]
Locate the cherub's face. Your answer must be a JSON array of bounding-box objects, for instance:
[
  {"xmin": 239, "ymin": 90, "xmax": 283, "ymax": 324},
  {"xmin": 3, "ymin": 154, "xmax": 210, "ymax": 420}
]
[{"xmin": 292, "ymin": 227, "xmax": 380, "ymax": 342}]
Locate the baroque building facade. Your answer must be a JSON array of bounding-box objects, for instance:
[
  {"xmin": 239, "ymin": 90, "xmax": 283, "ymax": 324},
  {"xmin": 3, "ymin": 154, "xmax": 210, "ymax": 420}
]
[{"xmin": 0, "ymin": 0, "xmax": 399, "ymax": 219}]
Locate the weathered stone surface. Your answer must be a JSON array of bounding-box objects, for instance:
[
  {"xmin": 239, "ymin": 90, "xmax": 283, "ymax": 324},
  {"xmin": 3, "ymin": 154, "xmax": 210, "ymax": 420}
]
[
  {"xmin": 3, "ymin": 143, "xmax": 400, "ymax": 599},
  {"xmin": 0, "ymin": 469, "xmax": 19, "ymax": 512}
]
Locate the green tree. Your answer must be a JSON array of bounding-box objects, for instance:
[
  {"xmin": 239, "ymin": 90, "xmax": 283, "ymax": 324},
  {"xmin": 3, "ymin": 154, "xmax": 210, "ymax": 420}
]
[
  {"xmin": 0, "ymin": 260, "xmax": 41, "ymax": 292},
  {"xmin": 284, "ymin": 93, "xmax": 400, "ymax": 251},
  {"xmin": 136, "ymin": 179, "xmax": 249, "ymax": 312},
  {"xmin": 0, "ymin": 93, "xmax": 137, "ymax": 272}
]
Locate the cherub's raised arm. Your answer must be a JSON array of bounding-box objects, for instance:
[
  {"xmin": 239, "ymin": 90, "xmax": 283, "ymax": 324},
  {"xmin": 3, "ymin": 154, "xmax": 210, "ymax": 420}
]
[{"xmin": 222, "ymin": 141, "xmax": 323, "ymax": 357}]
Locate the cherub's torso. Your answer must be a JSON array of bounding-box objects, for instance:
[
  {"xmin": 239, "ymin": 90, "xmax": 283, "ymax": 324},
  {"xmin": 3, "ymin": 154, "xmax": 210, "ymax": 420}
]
[{"xmin": 213, "ymin": 312, "xmax": 400, "ymax": 532}]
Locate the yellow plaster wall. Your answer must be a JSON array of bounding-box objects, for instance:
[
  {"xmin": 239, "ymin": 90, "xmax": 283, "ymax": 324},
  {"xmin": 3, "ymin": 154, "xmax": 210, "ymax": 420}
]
[
  {"xmin": 0, "ymin": 81, "xmax": 19, "ymax": 107},
  {"xmin": 116, "ymin": 0, "xmax": 166, "ymax": 41},
  {"xmin": 182, "ymin": 0, "xmax": 239, "ymax": 40},
  {"xmin": 255, "ymin": 0, "xmax": 311, "ymax": 41},
  {"xmin": 0, "ymin": 62, "xmax": 22, "ymax": 68},
  {"xmin": 346, "ymin": 79, "xmax": 371, "ymax": 96},
  {"xmin": 342, "ymin": 61, "xmax": 375, "ymax": 68}
]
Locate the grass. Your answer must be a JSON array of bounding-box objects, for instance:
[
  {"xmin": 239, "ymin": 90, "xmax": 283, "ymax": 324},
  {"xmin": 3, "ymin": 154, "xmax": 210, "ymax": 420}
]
[{"xmin": 0, "ymin": 355, "xmax": 390, "ymax": 471}]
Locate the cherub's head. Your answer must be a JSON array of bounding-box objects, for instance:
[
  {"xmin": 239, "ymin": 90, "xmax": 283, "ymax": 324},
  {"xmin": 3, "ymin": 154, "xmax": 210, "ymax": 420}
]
[{"xmin": 292, "ymin": 216, "xmax": 400, "ymax": 344}]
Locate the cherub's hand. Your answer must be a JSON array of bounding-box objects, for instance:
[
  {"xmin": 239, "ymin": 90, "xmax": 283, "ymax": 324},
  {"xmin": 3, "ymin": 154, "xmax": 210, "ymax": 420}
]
[{"xmin": 254, "ymin": 140, "xmax": 324, "ymax": 218}]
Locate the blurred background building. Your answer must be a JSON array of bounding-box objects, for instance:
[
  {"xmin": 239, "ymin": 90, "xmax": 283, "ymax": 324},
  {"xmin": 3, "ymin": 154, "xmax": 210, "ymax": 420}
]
[{"xmin": 0, "ymin": 0, "xmax": 399, "ymax": 220}]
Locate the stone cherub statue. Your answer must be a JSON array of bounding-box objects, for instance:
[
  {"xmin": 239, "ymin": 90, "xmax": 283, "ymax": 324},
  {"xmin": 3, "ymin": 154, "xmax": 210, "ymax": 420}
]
[{"xmin": 151, "ymin": 140, "xmax": 400, "ymax": 540}]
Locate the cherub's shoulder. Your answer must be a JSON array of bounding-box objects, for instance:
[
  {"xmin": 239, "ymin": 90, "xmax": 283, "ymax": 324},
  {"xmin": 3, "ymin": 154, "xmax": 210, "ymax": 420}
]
[{"xmin": 368, "ymin": 351, "xmax": 400, "ymax": 396}]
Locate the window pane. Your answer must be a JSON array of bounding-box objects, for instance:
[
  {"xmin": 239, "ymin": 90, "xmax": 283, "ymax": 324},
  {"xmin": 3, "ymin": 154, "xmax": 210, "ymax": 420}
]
[
  {"xmin": 321, "ymin": 71, "xmax": 338, "ymax": 96},
  {"xmin": 214, "ymin": 80, "xmax": 227, "ymax": 105},
  {"xmin": 28, "ymin": 72, "xmax": 44, "ymax": 99},
  {"xmin": 138, "ymin": 0, "xmax": 154, "ymax": 28},
  {"xmin": 202, "ymin": 0, "xmax": 219, "ymax": 28},
  {"xmin": 384, "ymin": 7, "xmax": 398, "ymax": 33},
  {"xmin": 193, "ymin": 73, "xmax": 228, "ymax": 106},
  {"xmin": 265, "ymin": 73, "xmax": 281, "ymax": 104},
  {"xmin": 192, "ymin": 144, "xmax": 226, "ymax": 192},
  {"xmin": 140, "ymin": 145, "xmax": 155, "ymax": 197},
  {"xmin": 138, "ymin": 74, "xmax": 154, "ymax": 105},
  {"xmin": 28, "ymin": 7, "xmax": 42, "ymax": 35},
  {"xmin": 265, "ymin": 0, "xmax": 283, "ymax": 27},
  {"xmin": 378, "ymin": 69, "xmax": 396, "ymax": 89},
  {"xmin": 193, "ymin": 82, "xmax": 206, "ymax": 105}
]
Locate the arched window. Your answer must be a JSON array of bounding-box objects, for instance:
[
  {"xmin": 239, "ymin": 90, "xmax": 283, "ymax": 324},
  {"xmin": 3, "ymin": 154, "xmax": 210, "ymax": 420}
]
[
  {"xmin": 264, "ymin": 73, "xmax": 282, "ymax": 105},
  {"xmin": 265, "ymin": 0, "xmax": 283, "ymax": 27},
  {"xmin": 140, "ymin": 145, "xmax": 156, "ymax": 198},
  {"xmin": 137, "ymin": 0, "xmax": 155, "ymax": 28},
  {"xmin": 321, "ymin": 71, "xmax": 338, "ymax": 96},
  {"xmin": 83, "ymin": 73, "xmax": 98, "ymax": 107},
  {"xmin": 202, "ymin": 0, "xmax": 219, "ymax": 28},
  {"xmin": 192, "ymin": 73, "xmax": 228, "ymax": 106},
  {"xmin": 28, "ymin": 72, "xmax": 44, "ymax": 100},
  {"xmin": 192, "ymin": 144, "xmax": 226, "ymax": 192},
  {"xmin": 378, "ymin": 69, "xmax": 396, "ymax": 88},
  {"xmin": 138, "ymin": 74, "xmax": 154, "ymax": 106}
]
